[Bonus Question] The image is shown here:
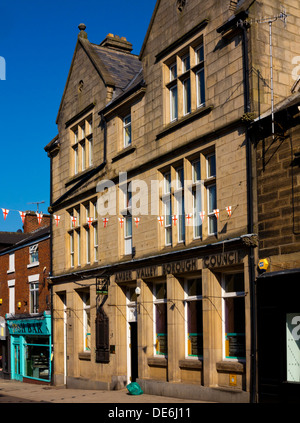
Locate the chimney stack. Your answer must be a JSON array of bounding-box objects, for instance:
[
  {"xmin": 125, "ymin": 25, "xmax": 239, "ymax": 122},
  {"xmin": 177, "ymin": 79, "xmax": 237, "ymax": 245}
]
[{"xmin": 100, "ymin": 34, "xmax": 133, "ymax": 53}]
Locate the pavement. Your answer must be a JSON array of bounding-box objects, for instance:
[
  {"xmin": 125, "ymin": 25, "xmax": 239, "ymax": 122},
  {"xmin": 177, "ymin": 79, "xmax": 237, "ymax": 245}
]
[{"xmin": 0, "ymin": 378, "xmax": 213, "ymax": 404}]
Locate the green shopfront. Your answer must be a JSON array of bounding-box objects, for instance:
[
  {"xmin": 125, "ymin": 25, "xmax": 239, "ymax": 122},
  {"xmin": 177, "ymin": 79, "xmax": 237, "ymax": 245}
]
[{"xmin": 6, "ymin": 312, "xmax": 51, "ymax": 383}]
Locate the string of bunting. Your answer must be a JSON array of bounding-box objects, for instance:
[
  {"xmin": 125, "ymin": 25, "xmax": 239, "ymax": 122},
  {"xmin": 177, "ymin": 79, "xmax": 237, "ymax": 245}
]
[{"xmin": 1, "ymin": 206, "xmax": 233, "ymax": 228}]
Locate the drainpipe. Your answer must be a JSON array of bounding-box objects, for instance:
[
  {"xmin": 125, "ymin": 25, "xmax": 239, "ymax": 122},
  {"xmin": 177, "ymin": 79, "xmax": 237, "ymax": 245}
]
[
  {"xmin": 49, "ymin": 151, "xmax": 54, "ymax": 385},
  {"xmin": 238, "ymin": 18, "xmax": 257, "ymax": 404}
]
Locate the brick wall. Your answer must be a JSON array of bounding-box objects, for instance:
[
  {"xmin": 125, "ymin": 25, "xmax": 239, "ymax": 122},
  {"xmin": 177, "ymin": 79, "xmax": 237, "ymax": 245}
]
[
  {"xmin": 0, "ymin": 236, "xmax": 51, "ymax": 318},
  {"xmin": 256, "ymin": 125, "xmax": 300, "ymax": 259},
  {"xmin": 23, "ymin": 212, "xmax": 51, "ymax": 233}
]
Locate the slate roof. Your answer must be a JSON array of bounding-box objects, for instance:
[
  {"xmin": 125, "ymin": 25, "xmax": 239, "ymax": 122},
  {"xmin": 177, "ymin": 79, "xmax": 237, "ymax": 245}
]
[
  {"xmin": 0, "ymin": 225, "xmax": 50, "ymax": 255},
  {"xmin": 90, "ymin": 43, "xmax": 143, "ymax": 100},
  {"xmin": 0, "ymin": 232, "xmax": 28, "ymax": 250}
]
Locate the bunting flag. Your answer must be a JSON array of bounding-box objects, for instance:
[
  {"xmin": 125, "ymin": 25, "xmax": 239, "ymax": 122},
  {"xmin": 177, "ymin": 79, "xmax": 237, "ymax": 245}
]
[
  {"xmin": 214, "ymin": 209, "xmax": 220, "ymax": 219},
  {"xmin": 36, "ymin": 212, "xmax": 43, "ymax": 225},
  {"xmin": 157, "ymin": 216, "xmax": 164, "ymax": 227},
  {"xmin": 2, "ymin": 208, "xmax": 9, "ymax": 220},
  {"xmin": 226, "ymin": 206, "xmax": 232, "ymax": 217},
  {"xmin": 19, "ymin": 211, "xmax": 26, "ymax": 224},
  {"xmin": 119, "ymin": 217, "xmax": 124, "ymax": 228},
  {"xmin": 134, "ymin": 217, "xmax": 140, "ymax": 228},
  {"xmin": 87, "ymin": 217, "xmax": 93, "ymax": 228},
  {"xmin": 54, "ymin": 215, "xmax": 60, "ymax": 226},
  {"xmin": 172, "ymin": 215, "xmax": 178, "ymax": 226},
  {"xmin": 71, "ymin": 215, "xmax": 77, "ymax": 227},
  {"xmin": 102, "ymin": 217, "xmax": 109, "ymax": 228},
  {"xmin": 199, "ymin": 211, "xmax": 205, "ymax": 222},
  {"xmin": 186, "ymin": 213, "xmax": 192, "ymax": 224}
]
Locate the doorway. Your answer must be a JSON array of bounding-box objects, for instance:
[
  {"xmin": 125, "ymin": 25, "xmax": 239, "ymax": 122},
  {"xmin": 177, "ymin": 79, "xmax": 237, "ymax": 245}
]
[
  {"xmin": 129, "ymin": 322, "xmax": 138, "ymax": 382},
  {"xmin": 126, "ymin": 286, "xmax": 138, "ymax": 384},
  {"xmin": 11, "ymin": 340, "xmax": 22, "ymax": 381}
]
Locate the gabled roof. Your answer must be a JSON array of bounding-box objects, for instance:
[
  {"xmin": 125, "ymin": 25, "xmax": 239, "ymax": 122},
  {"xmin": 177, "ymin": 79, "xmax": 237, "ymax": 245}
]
[{"xmin": 56, "ymin": 33, "xmax": 143, "ymax": 124}]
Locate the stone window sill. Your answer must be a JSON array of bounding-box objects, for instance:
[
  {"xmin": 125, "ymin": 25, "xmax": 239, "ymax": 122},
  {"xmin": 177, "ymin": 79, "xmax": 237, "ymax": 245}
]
[
  {"xmin": 111, "ymin": 146, "xmax": 136, "ymax": 163},
  {"xmin": 216, "ymin": 360, "xmax": 245, "ymax": 374},
  {"xmin": 156, "ymin": 105, "xmax": 213, "ymax": 140},
  {"xmin": 179, "ymin": 359, "xmax": 203, "ymax": 370},
  {"xmin": 78, "ymin": 351, "xmax": 91, "ymax": 361},
  {"xmin": 147, "ymin": 356, "xmax": 167, "ymax": 368}
]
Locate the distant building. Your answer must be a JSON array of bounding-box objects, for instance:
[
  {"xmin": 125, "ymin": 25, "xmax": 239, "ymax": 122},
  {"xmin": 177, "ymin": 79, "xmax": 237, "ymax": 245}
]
[{"xmin": 0, "ymin": 212, "xmax": 51, "ymax": 384}]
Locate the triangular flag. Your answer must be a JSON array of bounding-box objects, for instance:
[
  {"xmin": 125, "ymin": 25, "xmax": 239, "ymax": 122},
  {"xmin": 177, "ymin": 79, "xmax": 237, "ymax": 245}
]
[
  {"xmin": 186, "ymin": 213, "xmax": 192, "ymax": 224},
  {"xmin": 102, "ymin": 217, "xmax": 109, "ymax": 228},
  {"xmin": 36, "ymin": 212, "xmax": 43, "ymax": 225},
  {"xmin": 71, "ymin": 216, "xmax": 77, "ymax": 227},
  {"xmin": 87, "ymin": 217, "xmax": 93, "ymax": 228},
  {"xmin": 226, "ymin": 206, "xmax": 232, "ymax": 217},
  {"xmin": 54, "ymin": 215, "xmax": 60, "ymax": 226},
  {"xmin": 134, "ymin": 217, "xmax": 140, "ymax": 228},
  {"xmin": 19, "ymin": 211, "xmax": 26, "ymax": 224},
  {"xmin": 2, "ymin": 208, "xmax": 9, "ymax": 220},
  {"xmin": 157, "ymin": 216, "xmax": 164, "ymax": 227},
  {"xmin": 214, "ymin": 209, "xmax": 220, "ymax": 219},
  {"xmin": 199, "ymin": 211, "xmax": 205, "ymax": 222},
  {"xmin": 119, "ymin": 217, "xmax": 124, "ymax": 228}
]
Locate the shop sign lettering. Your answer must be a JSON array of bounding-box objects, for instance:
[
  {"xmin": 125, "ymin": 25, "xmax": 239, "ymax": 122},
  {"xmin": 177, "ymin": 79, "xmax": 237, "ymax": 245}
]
[
  {"xmin": 203, "ymin": 251, "xmax": 241, "ymax": 268},
  {"xmin": 136, "ymin": 266, "xmax": 158, "ymax": 279},
  {"xmin": 115, "ymin": 270, "xmax": 133, "ymax": 282},
  {"xmin": 162, "ymin": 259, "xmax": 197, "ymax": 275},
  {"xmin": 7, "ymin": 321, "xmax": 48, "ymax": 335}
]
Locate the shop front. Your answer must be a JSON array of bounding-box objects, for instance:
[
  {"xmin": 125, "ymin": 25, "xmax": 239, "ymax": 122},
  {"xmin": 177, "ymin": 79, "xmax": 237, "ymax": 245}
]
[
  {"xmin": 112, "ymin": 241, "xmax": 252, "ymax": 402},
  {"xmin": 6, "ymin": 312, "xmax": 52, "ymax": 384},
  {"xmin": 257, "ymin": 269, "xmax": 300, "ymax": 403}
]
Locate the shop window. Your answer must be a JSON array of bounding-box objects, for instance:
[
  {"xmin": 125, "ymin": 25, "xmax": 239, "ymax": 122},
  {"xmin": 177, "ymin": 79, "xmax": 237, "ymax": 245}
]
[
  {"xmin": 83, "ymin": 292, "xmax": 91, "ymax": 352},
  {"xmin": 222, "ymin": 273, "xmax": 245, "ymax": 360},
  {"xmin": 24, "ymin": 336, "xmax": 50, "ymax": 381},
  {"xmin": 185, "ymin": 278, "xmax": 203, "ymax": 358},
  {"xmin": 153, "ymin": 283, "xmax": 167, "ymax": 356},
  {"xmin": 286, "ymin": 313, "xmax": 300, "ymax": 382}
]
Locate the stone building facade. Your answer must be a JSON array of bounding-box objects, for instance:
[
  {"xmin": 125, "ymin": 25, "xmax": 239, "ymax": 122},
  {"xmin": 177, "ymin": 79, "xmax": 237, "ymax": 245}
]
[{"xmin": 45, "ymin": 0, "xmax": 300, "ymax": 402}]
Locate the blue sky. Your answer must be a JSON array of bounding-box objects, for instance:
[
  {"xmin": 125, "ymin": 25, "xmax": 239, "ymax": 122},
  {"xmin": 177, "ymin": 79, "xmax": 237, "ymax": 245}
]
[{"xmin": 0, "ymin": 0, "xmax": 156, "ymax": 232}]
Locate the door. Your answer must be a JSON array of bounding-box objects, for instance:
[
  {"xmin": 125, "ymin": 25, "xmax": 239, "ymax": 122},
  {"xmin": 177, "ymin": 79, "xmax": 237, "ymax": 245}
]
[
  {"xmin": 127, "ymin": 300, "xmax": 138, "ymax": 384},
  {"xmin": 129, "ymin": 322, "xmax": 138, "ymax": 382},
  {"xmin": 11, "ymin": 340, "xmax": 22, "ymax": 381}
]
